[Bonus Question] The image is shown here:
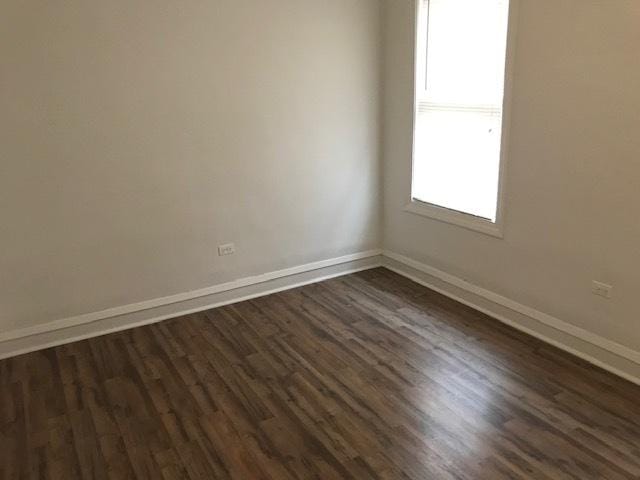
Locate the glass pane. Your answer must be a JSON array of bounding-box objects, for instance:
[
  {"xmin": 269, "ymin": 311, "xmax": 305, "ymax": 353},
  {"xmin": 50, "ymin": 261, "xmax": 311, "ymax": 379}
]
[
  {"xmin": 413, "ymin": 109, "xmax": 503, "ymax": 220},
  {"xmin": 424, "ymin": 0, "xmax": 509, "ymax": 105}
]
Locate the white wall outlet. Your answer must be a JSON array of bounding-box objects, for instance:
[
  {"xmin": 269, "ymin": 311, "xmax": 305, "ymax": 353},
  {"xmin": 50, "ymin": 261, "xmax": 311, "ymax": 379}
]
[
  {"xmin": 592, "ymin": 281, "xmax": 613, "ymax": 299},
  {"xmin": 218, "ymin": 243, "xmax": 235, "ymax": 256}
]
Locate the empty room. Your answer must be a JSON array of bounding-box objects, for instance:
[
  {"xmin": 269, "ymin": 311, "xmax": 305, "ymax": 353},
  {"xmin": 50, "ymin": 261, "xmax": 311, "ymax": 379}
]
[{"xmin": 2, "ymin": 0, "xmax": 640, "ymax": 478}]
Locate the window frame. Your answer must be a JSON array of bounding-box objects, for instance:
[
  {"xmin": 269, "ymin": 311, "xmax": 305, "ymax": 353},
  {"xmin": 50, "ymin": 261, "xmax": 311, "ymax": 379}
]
[{"xmin": 404, "ymin": 0, "xmax": 519, "ymax": 239}]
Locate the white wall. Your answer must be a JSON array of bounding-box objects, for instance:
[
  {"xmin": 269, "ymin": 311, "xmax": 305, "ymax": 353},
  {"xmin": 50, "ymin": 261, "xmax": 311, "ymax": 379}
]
[
  {"xmin": 382, "ymin": 0, "xmax": 640, "ymax": 352},
  {"xmin": 0, "ymin": 0, "xmax": 382, "ymax": 333}
]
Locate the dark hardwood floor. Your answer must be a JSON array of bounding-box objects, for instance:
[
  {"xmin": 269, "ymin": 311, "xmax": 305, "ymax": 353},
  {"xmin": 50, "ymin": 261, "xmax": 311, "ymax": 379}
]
[{"xmin": 2, "ymin": 268, "xmax": 640, "ymax": 479}]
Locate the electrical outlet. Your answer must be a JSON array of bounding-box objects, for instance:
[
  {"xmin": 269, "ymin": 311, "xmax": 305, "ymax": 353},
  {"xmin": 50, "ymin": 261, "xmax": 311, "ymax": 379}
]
[
  {"xmin": 218, "ymin": 243, "xmax": 235, "ymax": 256},
  {"xmin": 592, "ymin": 281, "xmax": 613, "ymax": 299}
]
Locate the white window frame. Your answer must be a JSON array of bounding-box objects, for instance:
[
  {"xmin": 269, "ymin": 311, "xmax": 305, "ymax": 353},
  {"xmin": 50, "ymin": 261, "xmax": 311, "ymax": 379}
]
[{"xmin": 404, "ymin": 0, "xmax": 519, "ymax": 238}]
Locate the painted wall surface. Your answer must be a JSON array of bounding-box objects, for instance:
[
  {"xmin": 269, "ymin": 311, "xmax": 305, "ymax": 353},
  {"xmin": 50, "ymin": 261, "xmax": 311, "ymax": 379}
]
[
  {"xmin": 382, "ymin": 0, "xmax": 640, "ymax": 350},
  {"xmin": 1, "ymin": 0, "xmax": 382, "ymax": 332}
]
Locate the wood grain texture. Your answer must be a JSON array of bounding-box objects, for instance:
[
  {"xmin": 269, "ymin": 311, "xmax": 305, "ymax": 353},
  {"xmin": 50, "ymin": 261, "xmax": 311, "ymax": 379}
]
[{"xmin": 1, "ymin": 268, "xmax": 639, "ymax": 479}]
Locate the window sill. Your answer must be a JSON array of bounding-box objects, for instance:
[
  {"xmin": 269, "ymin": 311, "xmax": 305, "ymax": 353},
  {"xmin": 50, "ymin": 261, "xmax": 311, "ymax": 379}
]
[{"xmin": 403, "ymin": 200, "xmax": 504, "ymax": 238}]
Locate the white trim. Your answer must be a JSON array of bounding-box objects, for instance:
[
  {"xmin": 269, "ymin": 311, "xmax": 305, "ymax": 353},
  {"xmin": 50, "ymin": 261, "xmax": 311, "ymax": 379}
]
[
  {"xmin": 6, "ymin": 247, "xmax": 640, "ymax": 388},
  {"xmin": 0, "ymin": 250, "xmax": 383, "ymax": 359},
  {"xmin": 404, "ymin": 201, "xmax": 504, "ymax": 238},
  {"xmin": 407, "ymin": 0, "xmax": 520, "ymax": 238},
  {"xmin": 382, "ymin": 250, "xmax": 640, "ymax": 386}
]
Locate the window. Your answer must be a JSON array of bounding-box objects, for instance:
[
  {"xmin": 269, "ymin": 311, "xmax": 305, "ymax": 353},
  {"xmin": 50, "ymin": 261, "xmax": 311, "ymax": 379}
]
[{"xmin": 408, "ymin": 0, "xmax": 512, "ymax": 234}]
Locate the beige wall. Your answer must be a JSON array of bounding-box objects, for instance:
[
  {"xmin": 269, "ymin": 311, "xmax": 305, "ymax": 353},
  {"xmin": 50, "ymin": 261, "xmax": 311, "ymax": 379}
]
[
  {"xmin": 382, "ymin": 0, "xmax": 640, "ymax": 351},
  {"xmin": 1, "ymin": 0, "xmax": 382, "ymax": 332},
  {"xmin": 3, "ymin": 0, "xmax": 638, "ymax": 358}
]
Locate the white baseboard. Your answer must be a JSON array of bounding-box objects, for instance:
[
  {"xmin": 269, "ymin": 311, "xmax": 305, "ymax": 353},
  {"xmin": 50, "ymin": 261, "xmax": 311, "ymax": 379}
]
[
  {"xmin": 5, "ymin": 246, "xmax": 640, "ymax": 388},
  {"xmin": 0, "ymin": 250, "xmax": 383, "ymax": 360},
  {"xmin": 382, "ymin": 251, "xmax": 640, "ymax": 386}
]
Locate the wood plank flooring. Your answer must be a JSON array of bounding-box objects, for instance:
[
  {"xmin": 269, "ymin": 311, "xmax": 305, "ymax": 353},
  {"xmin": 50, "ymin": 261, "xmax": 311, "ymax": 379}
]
[{"xmin": 1, "ymin": 268, "xmax": 640, "ymax": 479}]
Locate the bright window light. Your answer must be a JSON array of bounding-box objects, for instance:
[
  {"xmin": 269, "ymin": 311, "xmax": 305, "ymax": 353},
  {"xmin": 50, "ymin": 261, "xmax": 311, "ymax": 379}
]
[{"xmin": 412, "ymin": 0, "xmax": 510, "ymax": 222}]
